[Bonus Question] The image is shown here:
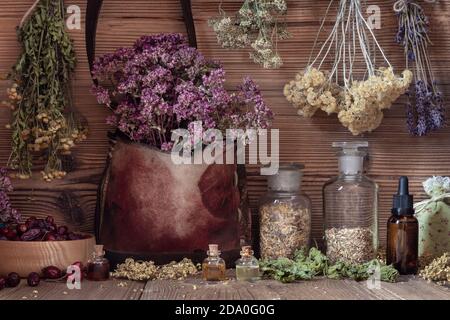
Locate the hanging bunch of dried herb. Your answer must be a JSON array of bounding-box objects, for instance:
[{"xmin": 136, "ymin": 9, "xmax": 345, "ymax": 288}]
[
  {"xmin": 3, "ymin": 0, "xmax": 87, "ymax": 181},
  {"xmin": 394, "ymin": 0, "xmax": 445, "ymax": 136},
  {"xmin": 284, "ymin": 0, "xmax": 413, "ymax": 135},
  {"xmin": 260, "ymin": 247, "xmax": 399, "ymax": 283},
  {"xmin": 209, "ymin": 0, "xmax": 290, "ymax": 69}
]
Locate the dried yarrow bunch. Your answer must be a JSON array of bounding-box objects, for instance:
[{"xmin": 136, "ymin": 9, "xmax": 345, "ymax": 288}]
[
  {"xmin": 395, "ymin": 0, "xmax": 445, "ymax": 136},
  {"xmin": 111, "ymin": 258, "xmax": 199, "ymax": 281},
  {"xmin": 209, "ymin": 0, "xmax": 290, "ymax": 69},
  {"xmin": 284, "ymin": 0, "xmax": 413, "ymax": 135},
  {"xmin": 419, "ymin": 252, "xmax": 450, "ymax": 285},
  {"xmin": 0, "ymin": 168, "xmax": 20, "ymax": 224},
  {"xmin": 3, "ymin": 0, "xmax": 87, "ymax": 180}
]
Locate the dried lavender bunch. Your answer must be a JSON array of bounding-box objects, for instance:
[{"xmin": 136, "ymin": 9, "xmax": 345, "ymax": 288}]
[
  {"xmin": 395, "ymin": 0, "xmax": 445, "ymax": 135},
  {"xmin": 4, "ymin": 0, "xmax": 87, "ymax": 180},
  {"xmin": 209, "ymin": 0, "xmax": 290, "ymax": 69},
  {"xmin": 0, "ymin": 168, "xmax": 20, "ymax": 224}
]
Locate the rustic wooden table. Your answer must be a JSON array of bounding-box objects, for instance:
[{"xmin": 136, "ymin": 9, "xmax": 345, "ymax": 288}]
[{"xmin": 0, "ymin": 274, "xmax": 448, "ymax": 300}]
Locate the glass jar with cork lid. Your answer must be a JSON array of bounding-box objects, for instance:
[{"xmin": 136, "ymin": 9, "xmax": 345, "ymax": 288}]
[
  {"xmin": 323, "ymin": 141, "xmax": 378, "ymax": 264},
  {"xmin": 259, "ymin": 163, "xmax": 312, "ymax": 260}
]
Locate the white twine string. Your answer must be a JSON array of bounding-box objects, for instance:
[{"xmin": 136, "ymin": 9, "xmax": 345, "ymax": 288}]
[
  {"xmin": 19, "ymin": 0, "xmax": 41, "ymax": 29},
  {"xmin": 414, "ymin": 193, "xmax": 450, "ymax": 214}
]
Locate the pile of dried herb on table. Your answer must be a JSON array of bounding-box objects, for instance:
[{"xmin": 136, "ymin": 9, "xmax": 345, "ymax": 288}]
[
  {"xmin": 419, "ymin": 253, "xmax": 450, "ymax": 286},
  {"xmin": 111, "ymin": 258, "xmax": 199, "ymax": 281},
  {"xmin": 3, "ymin": 0, "xmax": 87, "ymax": 180},
  {"xmin": 209, "ymin": 0, "xmax": 290, "ymax": 69},
  {"xmin": 259, "ymin": 247, "xmax": 399, "ymax": 283}
]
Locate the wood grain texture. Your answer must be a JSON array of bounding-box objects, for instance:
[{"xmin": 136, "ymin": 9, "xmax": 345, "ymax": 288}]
[
  {"xmin": 0, "ymin": 235, "xmax": 95, "ymax": 277},
  {"xmin": 0, "ymin": 0, "xmax": 449, "ymax": 249},
  {"xmin": 0, "ymin": 278, "xmax": 145, "ymax": 300},
  {"xmin": 0, "ymin": 274, "xmax": 448, "ymax": 300}
]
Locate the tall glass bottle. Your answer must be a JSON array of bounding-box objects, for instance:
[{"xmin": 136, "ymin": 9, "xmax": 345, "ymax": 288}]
[
  {"xmin": 259, "ymin": 163, "xmax": 312, "ymax": 259},
  {"xmin": 323, "ymin": 141, "xmax": 378, "ymax": 264}
]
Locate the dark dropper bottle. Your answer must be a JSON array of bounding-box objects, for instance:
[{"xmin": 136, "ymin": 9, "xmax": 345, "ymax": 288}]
[{"xmin": 386, "ymin": 176, "xmax": 418, "ymax": 275}]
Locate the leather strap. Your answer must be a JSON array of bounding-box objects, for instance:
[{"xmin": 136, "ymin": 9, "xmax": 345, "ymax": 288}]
[{"xmin": 85, "ymin": 0, "xmax": 197, "ymax": 84}]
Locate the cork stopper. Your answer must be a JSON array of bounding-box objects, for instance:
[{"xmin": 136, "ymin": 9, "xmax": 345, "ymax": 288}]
[
  {"xmin": 208, "ymin": 244, "xmax": 219, "ymax": 256},
  {"xmin": 94, "ymin": 244, "xmax": 105, "ymax": 257},
  {"xmin": 241, "ymin": 246, "xmax": 253, "ymax": 256}
]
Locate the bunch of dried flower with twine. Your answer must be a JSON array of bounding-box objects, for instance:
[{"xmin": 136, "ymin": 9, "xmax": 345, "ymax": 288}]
[
  {"xmin": 2, "ymin": 0, "xmax": 87, "ymax": 181},
  {"xmin": 209, "ymin": 0, "xmax": 290, "ymax": 69},
  {"xmin": 394, "ymin": 0, "xmax": 445, "ymax": 136},
  {"xmin": 284, "ymin": 0, "xmax": 413, "ymax": 135}
]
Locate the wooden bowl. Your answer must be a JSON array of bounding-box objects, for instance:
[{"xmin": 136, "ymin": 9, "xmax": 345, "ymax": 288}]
[{"xmin": 0, "ymin": 234, "xmax": 95, "ymax": 277}]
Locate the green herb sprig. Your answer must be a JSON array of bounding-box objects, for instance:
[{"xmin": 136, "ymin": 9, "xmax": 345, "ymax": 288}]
[
  {"xmin": 259, "ymin": 247, "xmax": 399, "ymax": 283},
  {"xmin": 3, "ymin": 0, "xmax": 87, "ymax": 181}
]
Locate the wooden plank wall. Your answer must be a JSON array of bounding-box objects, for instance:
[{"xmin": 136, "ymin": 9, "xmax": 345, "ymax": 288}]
[{"xmin": 0, "ymin": 0, "xmax": 449, "ymax": 248}]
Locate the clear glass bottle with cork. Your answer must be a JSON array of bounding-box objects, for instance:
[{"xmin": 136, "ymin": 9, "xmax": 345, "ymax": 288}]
[
  {"xmin": 235, "ymin": 246, "xmax": 260, "ymax": 281},
  {"xmin": 202, "ymin": 244, "xmax": 226, "ymax": 281},
  {"xmin": 87, "ymin": 245, "xmax": 110, "ymax": 281},
  {"xmin": 323, "ymin": 141, "xmax": 378, "ymax": 264},
  {"xmin": 259, "ymin": 163, "xmax": 312, "ymax": 260}
]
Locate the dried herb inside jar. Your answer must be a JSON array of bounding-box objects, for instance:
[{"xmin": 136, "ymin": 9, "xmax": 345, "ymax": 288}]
[
  {"xmin": 260, "ymin": 203, "xmax": 311, "ymax": 260},
  {"xmin": 4, "ymin": 0, "xmax": 87, "ymax": 180},
  {"xmin": 325, "ymin": 227, "xmax": 375, "ymax": 264}
]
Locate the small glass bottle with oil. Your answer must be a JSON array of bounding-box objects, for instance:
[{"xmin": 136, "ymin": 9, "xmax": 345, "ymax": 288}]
[
  {"xmin": 202, "ymin": 244, "xmax": 226, "ymax": 281},
  {"xmin": 235, "ymin": 246, "xmax": 260, "ymax": 281}
]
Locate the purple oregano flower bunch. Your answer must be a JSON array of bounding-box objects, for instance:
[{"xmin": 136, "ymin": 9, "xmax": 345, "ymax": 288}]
[
  {"xmin": 0, "ymin": 168, "xmax": 20, "ymax": 223},
  {"xmin": 395, "ymin": 0, "xmax": 445, "ymax": 136},
  {"xmin": 91, "ymin": 33, "xmax": 273, "ymax": 151}
]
